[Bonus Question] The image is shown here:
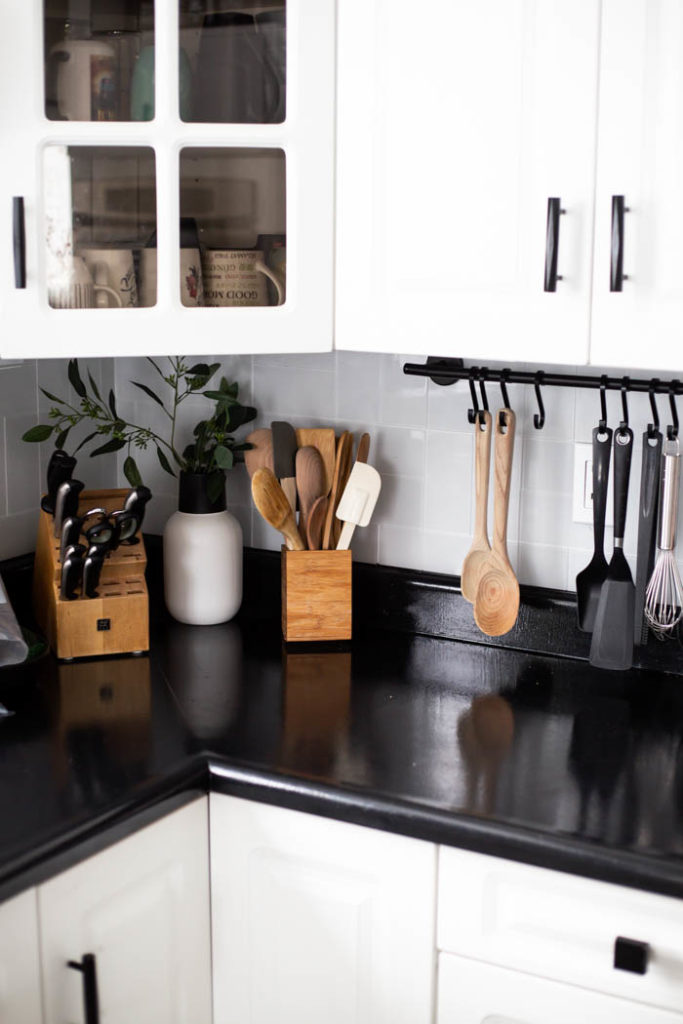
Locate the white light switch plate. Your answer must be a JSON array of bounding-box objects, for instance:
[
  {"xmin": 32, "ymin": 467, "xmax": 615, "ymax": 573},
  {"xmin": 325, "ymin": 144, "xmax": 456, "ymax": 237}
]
[{"xmin": 572, "ymin": 442, "xmax": 613, "ymax": 526}]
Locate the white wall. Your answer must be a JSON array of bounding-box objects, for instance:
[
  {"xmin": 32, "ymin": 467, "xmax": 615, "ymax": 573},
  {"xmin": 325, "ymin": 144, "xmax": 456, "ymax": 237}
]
[{"xmin": 2, "ymin": 350, "xmax": 681, "ymax": 594}]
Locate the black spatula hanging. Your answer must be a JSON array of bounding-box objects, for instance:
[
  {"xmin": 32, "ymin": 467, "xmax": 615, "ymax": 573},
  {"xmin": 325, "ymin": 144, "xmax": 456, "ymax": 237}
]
[{"xmin": 576, "ymin": 424, "xmax": 612, "ymax": 632}]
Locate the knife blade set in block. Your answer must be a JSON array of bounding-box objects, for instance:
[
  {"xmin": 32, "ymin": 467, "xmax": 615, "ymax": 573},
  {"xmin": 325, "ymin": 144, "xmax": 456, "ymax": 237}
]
[{"xmin": 246, "ymin": 425, "xmax": 380, "ymax": 551}]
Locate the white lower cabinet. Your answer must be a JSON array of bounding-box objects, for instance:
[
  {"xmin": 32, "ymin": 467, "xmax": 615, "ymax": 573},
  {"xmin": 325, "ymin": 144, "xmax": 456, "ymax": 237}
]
[
  {"xmin": 437, "ymin": 953, "xmax": 683, "ymax": 1023},
  {"xmin": 209, "ymin": 793, "xmax": 437, "ymax": 1024},
  {"xmin": 39, "ymin": 797, "xmax": 211, "ymax": 1024},
  {"xmin": 0, "ymin": 888, "xmax": 43, "ymax": 1024}
]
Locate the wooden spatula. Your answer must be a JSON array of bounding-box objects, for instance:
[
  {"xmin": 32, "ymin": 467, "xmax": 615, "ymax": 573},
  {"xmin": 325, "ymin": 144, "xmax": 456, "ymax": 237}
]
[
  {"xmin": 244, "ymin": 428, "xmax": 274, "ymax": 478},
  {"xmin": 323, "ymin": 431, "xmax": 353, "ymax": 550},
  {"xmin": 473, "ymin": 409, "xmax": 520, "ymax": 636},
  {"xmin": 251, "ymin": 467, "xmax": 305, "ymax": 551},
  {"xmin": 295, "ymin": 428, "xmax": 336, "ymax": 495},
  {"xmin": 461, "ymin": 411, "xmax": 492, "ymax": 602}
]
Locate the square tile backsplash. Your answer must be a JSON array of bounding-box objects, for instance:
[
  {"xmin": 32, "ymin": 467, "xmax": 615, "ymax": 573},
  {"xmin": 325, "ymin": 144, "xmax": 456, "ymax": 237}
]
[{"xmin": 2, "ymin": 351, "xmax": 683, "ymax": 598}]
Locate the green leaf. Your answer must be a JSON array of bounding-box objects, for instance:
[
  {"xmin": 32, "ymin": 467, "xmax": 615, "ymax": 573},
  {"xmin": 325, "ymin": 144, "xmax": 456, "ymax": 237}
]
[
  {"xmin": 68, "ymin": 359, "xmax": 87, "ymax": 399},
  {"xmin": 22, "ymin": 424, "xmax": 54, "ymax": 443},
  {"xmin": 55, "ymin": 427, "xmax": 71, "ymax": 450},
  {"xmin": 73, "ymin": 430, "xmax": 100, "ymax": 455},
  {"xmin": 90, "ymin": 437, "xmax": 126, "ymax": 457},
  {"xmin": 40, "ymin": 387, "xmax": 66, "ymax": 405},
  {"xmin": 131, "ymin": 380, "xmax": 166, "ymax": 409},
  {"xmin": 213, "ymin": 444, "xmax": 234, "ymax": 470},
  {"xmin": 87, "ymin": 371, "xmax": 102, "ymax": 402},
  {"xmin": 225, "ymin": 403, "xmax": 257, "ymax": 432},
  {"xmin": 156, "ymin": 446, "xmax": 175, "ymax": 477},
  {"xmin": 187, "ymin": 363, "xmax": 210, "ymax": 376},
  {"xmin": 146, "ymin": 357, "xmax": 165, "ymax": 377},
  {"xmin": 203, "ymin": 390, "xmax": 238, "ymax": 403},
  {"xmin": 108, "ymin": 389, "xmax": 118, "ymax": 419},
  {"xmin": 123, "ymin": 455, "xmax": 143, "ymax": 487},
  {"xmin": 207, "ymin": 470, "xmax": 226, "ymax": 505}
]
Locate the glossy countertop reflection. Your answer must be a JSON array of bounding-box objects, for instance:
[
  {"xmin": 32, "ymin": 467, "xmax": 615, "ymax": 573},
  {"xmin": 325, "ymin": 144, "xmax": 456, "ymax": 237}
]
[{"xmin": 2, "ymin": 604, "xmax": 683, "ymax": 899}]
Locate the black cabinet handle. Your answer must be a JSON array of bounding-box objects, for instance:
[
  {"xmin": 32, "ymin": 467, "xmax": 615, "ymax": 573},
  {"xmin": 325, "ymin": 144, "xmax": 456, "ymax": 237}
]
[
  {"xmin": 610, "ymin": 195, "xmax": 628, "ymax": 292},
  {"xmin": 543, "ymin": 197, "xmax": 564, "ymax": 292},
  {"xmin": 12, "ymin": 197, "xmax": 26, "ymax": 289},
  {"xmin": 68, "ymin": 953, "xmax": 100, "ymax": 1024},
  {"xmin": 614, "ymin": 936, "xmax": 649, "ymax": 975}
]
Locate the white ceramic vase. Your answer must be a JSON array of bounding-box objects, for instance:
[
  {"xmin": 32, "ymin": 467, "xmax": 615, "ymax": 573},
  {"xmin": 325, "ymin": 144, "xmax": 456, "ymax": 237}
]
[{"xmin": 164, "ymin": 472, "xmax": 242, "ymax": 625}]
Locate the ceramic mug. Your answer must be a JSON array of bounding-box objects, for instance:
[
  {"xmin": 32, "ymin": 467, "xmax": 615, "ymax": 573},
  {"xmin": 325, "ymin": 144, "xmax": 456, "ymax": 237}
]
[
  {"xmin": 48, "ymin": 256, "xmax": 122, "ymax": 309},
  {"xmin": 138, "ymin": 248, "xmax": 205, "ymax": 307},
  {"xmin": 202, "ymin": 249, "xmax": 284, "ymax": 307},
  {"xmin": 80, "ymin": 248, "xmax": 138, "ymax": 307}
]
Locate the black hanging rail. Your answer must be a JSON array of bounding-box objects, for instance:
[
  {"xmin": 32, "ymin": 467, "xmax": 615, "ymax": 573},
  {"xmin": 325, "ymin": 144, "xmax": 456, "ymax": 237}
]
[{"xmin": 402, "ymin": 357, "xmax": 683, "ymax": 396}]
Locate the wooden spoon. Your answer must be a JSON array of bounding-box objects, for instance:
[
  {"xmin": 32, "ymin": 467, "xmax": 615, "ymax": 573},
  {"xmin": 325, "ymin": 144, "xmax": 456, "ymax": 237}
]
[
  {"xmin": 356, "ymin": 432, "xmax": 371, "ymax": 464},
  {"xmin": 295, "ymin": 446, "xmax": 326, "ymax": 544},
  {"xmin": 473, "ymin": 409, "xmax": 520, "ymax": 636},
  {"xmin": 461, "ymin": 411, "xmax": 492, "ymax": 602},
  {"xmin": 323, "ymin": 431, "xmax": 353, "ymax": 550},
  {"xmin": 306, "ymin": 495, "xmax": 328, "ymax": 550},
  {"xmin": 251, "ymin": 467, "xmax": 305, "ymax": 551},
  {"xmin": 244, "ymin": 428, "xmax": 274, "ymax": 478},
  {"xmin": 295, "ymin": 428, "xmax": 336, "ymax": 495}
]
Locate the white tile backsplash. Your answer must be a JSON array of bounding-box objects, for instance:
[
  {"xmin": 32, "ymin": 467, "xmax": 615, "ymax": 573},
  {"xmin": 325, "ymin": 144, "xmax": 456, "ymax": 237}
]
[{"xmin": 2, "ymin": 351, "xmax": 683, "ymax": 600}]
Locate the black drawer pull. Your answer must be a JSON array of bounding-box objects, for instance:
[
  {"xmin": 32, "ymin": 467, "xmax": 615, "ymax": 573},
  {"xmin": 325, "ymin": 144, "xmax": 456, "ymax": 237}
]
[
  {"xmin": 68, "ymin": 953, "xmax": 100, "ymax": 1024},
  {"xmin": 610, "ymin": 195, "xmax": 629, "ymax": 292},
  {"xmin": 543, "ymin": 197, "xmax": 565, "ymax": 292},
  {"xmin": 12, "ymin": 197, "xmax": 26, "ymax": 289},
  {"xmin": 614, "ymin": 936, "xmax": 649, "ymax": 975}
]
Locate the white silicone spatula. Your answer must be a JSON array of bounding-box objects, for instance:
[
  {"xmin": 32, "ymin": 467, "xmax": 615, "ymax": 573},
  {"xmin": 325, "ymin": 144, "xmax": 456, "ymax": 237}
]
[{"xmin": 335, "ymin": 462, "xmax": 381, "ymax": 550}]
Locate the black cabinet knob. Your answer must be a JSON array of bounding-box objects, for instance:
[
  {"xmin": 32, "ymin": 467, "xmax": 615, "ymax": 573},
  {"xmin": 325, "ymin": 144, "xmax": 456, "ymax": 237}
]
[{"xmin": 614, "ymin": 936, "xmax": 649, "ymax": 975}]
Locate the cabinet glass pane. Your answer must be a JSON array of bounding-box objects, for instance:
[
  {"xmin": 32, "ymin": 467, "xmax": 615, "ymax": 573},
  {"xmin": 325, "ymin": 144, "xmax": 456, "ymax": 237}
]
[
  {"xmin": 44, "ymin": 145, "xmax": 157, "ymax": 308},
  {"xmin": 44, "ymin": 1, "xmax": 155, "ymax": 121},
  {"xmin": 179, "ymin": 2, "xmax": 286, "ymax": 124},
  {"xmin": 179, "ymin": 148, "xmax": 286, "ymax": 307}
]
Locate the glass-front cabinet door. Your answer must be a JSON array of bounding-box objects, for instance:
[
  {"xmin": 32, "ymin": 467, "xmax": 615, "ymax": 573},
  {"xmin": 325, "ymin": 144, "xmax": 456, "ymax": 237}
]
[{"xmin": 0, "ymin": 0, "xmax": 334, "ymax": 358}]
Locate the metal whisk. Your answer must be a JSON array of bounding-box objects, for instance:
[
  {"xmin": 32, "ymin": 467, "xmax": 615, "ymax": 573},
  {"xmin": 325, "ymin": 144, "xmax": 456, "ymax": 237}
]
[{"xmin": 645, "ymin": 437, "xmax": 683, "ymax": 636}]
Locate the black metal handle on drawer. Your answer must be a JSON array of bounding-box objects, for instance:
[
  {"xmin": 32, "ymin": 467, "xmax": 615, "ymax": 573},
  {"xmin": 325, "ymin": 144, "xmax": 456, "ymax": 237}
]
[
  {"xmin": 68, "ymin": 953, "xmax": 100, "ymax": 1024},
  {"xmin": 610, "ymin": 195, "xmax": 628, "ymax": 292},
  {"xmin": 614, "ymin": 936, "xmax": 649, "ymax": 975},
  {"xmin": 543, "ymin": 197, "xmax": 564, "ymax": 292},
  {"xmin": 12, "ymin": 197, "xmax": 26, "ymax": 289}
]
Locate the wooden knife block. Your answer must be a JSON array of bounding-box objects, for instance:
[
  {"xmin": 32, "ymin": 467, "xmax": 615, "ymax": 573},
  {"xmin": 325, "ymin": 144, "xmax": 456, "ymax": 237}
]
[
  {"xmin": 281, "ymin": 548, "xmax": 352, "ymax": 642},
  {"xmin": 33, "ymin": 488, "xmax": 149, "ymax": 660}
]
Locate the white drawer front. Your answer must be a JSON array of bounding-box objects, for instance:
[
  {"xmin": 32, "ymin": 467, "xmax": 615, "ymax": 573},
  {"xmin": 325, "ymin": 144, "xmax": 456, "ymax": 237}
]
[
  {"xmin": 438, "ymin": 952, "xmax": 683, "ymax": 1024},
  {"xmin": 438, "ymin": 846, "xmax": 683, "ymax": 1012}
]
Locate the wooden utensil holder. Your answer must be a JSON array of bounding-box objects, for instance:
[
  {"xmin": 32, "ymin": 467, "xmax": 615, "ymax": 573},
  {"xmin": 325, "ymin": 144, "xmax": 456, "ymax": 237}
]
[
  {"xmin": 33, "ymin": 488, "xmax": 149, "ymax": 660},
  {"xmin": 281, "ymin": 548, "xmax": 352, "ymax": 642}
]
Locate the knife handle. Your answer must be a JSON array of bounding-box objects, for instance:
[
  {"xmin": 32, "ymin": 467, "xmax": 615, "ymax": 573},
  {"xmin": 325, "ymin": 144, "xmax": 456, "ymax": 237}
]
[{"xmin": 613, "ymin": 427, "xmax": 633, "ymax": 544}]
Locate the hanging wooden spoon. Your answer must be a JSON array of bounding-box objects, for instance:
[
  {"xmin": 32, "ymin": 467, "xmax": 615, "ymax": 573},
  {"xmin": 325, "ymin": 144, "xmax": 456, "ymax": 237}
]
[
  {"xmin": 244, "ymin": 428, "xmax": 274, "ymax": 477},
  {"xmin": 251, "ymin": 467, "xmax": 305, "ymax": 551},
  {"xmin": 295, "ymin": 446, "xmax": 326, "ymax": 545},
  {"xmin": 461, "ymin": 411, "xmax": 492, "ymax": 602},
  {"xmin": 473, "ymin": 409, "xmax": 520, "ymax": 636}
]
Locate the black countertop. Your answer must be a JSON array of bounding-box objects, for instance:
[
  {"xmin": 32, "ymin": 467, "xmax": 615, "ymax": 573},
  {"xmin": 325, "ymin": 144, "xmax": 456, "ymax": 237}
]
[{"xmin": 1, "ymin": 550, "xmax": 683, "ymax": 903}]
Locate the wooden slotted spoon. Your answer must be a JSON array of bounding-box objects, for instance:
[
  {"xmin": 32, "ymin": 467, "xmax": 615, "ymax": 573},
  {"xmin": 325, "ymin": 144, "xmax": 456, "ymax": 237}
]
[
  {"xmin": 461, "ymin": 410, "xmax": 492, "ymax": 602},
  {"xmin": 473, "ymin": 409, "xmax": 520, "ymax": 636}
]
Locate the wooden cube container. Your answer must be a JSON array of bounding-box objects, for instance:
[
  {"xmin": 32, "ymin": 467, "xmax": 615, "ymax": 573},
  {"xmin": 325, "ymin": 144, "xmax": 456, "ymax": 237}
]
[{"xmin": 281, "ymin": 548, "xmax": 352, "ymax": 642}]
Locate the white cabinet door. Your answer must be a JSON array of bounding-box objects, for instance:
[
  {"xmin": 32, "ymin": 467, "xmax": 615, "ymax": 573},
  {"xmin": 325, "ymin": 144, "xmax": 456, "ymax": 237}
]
[
  {"xmin": 0, "ymin": 888, "xmax": 43, "ymax": 1024},
  {"xmin": 210, "ymin": 794, "xmax": 436, "ymax": 1024},
  {"xmin": 438, "ymin": 954, "xmax": 683, "ymax": 1024},
  {"xmin": 336, "ymin": 0, "xmax": 600, "ymax": 364},
  {"xmin": 39, "ymin": 797, "xmax": 211, "ymax": 1024},
  {"xmin": 591, "ymin": 0, "xmax": 683, "ymax": 372},
  {"xmin": 0, "ymin": 0, "xmax": 335, "ymax": 359}
]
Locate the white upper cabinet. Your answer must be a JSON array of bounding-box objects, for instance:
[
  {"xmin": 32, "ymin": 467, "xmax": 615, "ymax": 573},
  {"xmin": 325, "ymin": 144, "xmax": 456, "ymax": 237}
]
[
  {"xmin": 591, "ymin": 0, "xmax": 683, "ymax": 372},
  {"xmin": 0, "ymin": 0, "xmax": 335, "ymax": 359},
  {"xmin": 336, "ymin": 0, "xmax": 601, "ymax": 365}
]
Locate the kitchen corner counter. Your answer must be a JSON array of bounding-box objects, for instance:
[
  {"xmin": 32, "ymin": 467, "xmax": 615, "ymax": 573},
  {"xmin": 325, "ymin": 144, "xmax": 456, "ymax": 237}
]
[{"xmin": 1, "ymin": 550, "xmax": 683, "ymax": 904}]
